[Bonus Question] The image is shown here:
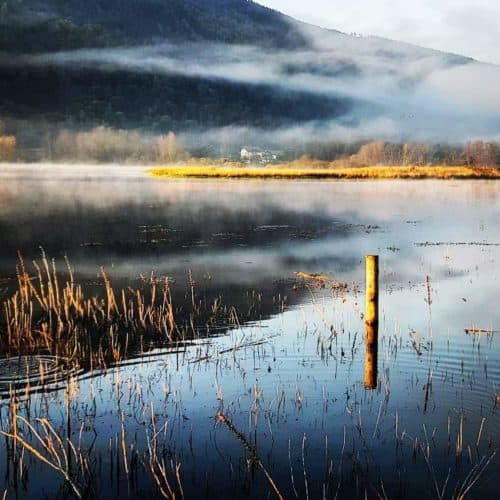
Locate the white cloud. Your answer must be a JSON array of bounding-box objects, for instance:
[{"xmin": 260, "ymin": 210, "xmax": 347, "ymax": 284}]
[
  {"xmin": 10, "ymin": 32, "xmax": 500, "ymax": 144},
  {"xmin": 258, "ymin": 1, "xmax": 500, "ymax": 64}
]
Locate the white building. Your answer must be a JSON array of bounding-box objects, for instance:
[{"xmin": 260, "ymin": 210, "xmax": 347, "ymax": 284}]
[{"xmin": 240, "ymin": 147, "xmax": 278, "ymax": 163}]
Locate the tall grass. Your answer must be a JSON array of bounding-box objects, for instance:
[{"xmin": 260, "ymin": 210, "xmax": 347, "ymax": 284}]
[
  {"xmin": 0, "ymin": 253, "xmax": 237, "ymax": 366},
  {"xmin": 149, "ymin": 165, "xmax": 500, "ymax": 180}
]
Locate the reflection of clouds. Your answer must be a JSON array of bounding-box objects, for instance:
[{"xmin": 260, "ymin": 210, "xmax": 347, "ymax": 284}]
[
  {"xmin": 1, "ymin": 168, "xmax": 499, "ymax": 301},
  {"xmin": 386, "ymin": 244, "xmax": 500, "ymax": 336}
]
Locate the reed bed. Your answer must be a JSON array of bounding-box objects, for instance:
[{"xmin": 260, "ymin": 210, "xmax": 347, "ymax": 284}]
[
  {"xmin": 0, "ymin": 250, "xmax": 498, "ymax": 499},
  {"xmin": 149, "ymin": 165, "xmax": 500, "ymax": 180},
  {"xmin": 0, "ymin": 272, "xmax": 497, "ymax": 500},
  {"xmin": 0, "ymin": 253, "xmax": 237, "ymax": 368},
  {"xmin": 2, "ymin": 399, "xmax": 184, "ymax": 499}
]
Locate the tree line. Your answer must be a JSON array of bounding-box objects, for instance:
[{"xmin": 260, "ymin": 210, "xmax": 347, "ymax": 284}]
[
  {"xmin": 51, "ymin": 127, "xmax": 189, "ymax": 163},
  {"xmin": 287, "ymin": 140, "xmax": 500, "ymax": 167},
  {"xmin": 1, "ymin": 119, "xmax": 499, "ymax": 167},
  {"xmin": 0, "ymin": 119, "xmax": 16, "ymax": 161}
]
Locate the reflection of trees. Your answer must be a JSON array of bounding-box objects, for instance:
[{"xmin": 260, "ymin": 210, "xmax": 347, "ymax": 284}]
[{"xmin": 0, "ymin": 190, "xmax": 350, "ymax": 269}]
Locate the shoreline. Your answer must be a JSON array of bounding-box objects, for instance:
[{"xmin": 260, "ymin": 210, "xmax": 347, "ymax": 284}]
[
  {"xmin": 149, "ymin": 165, "xmax": 500, "ymax": 180},
  {"xmin": 2, "ymin": 163, "xmax": 500, "ymax": 181}
]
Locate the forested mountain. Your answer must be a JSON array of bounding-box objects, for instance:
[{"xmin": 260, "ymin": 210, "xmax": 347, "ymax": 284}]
[
  {"xmin": 0, "ymin": 65, "xmax": 352, "ymax": 130},
  {"xmin": 0, "ymin": 0, "xmax": 498, "ymax": 151},
  {"xmin": 0, "ymin": 0, "xmax": 356, "ymax": 141},
  {"xmin": 0, "ymin": 0, "xmax": 306, "ymax": 52}
]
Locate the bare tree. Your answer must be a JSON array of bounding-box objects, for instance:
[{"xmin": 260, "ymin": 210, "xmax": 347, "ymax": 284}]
[
  {"xmin": 463, "ymin": 141, "xmax": 498, "ymax": 167},
  {"xmin": 53, "ymin": 130, "xmax": 77, "ymax": 159},
  {"xmin": 53, "ymin": 127, "xmax": 156, "ymax": 162},
  {"xmin": 0, "ymin": 135, "xmax": 16, "ymax": 161},
  {"xmin": 402, "ymin": 142, "xmax": 432, "ymax": 166},
  {"xmin": 353, "ymin": 141, "xmax": 387, "ymax": 166},
  {"xmin": 384, "ymin": 143, "xmax": 403, "ymax": 165},
  {"xmin": 157, "ymin": 132, "xmax": 188, "ymax": 163}
]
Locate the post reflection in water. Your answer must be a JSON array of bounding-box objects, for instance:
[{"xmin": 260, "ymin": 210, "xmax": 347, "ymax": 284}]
[{"xmin": 364, "ymin": 324, "xmax": 378, "ymax": 390}]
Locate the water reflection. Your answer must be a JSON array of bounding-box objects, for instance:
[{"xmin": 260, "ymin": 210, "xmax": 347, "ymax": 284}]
[
  {"xmin": 364, "ymin": 324, "xmax": 378, "ymax": 390},
  {"xmin": 0, "ymin": 165, "xmax": 499, "ymax": 499}
]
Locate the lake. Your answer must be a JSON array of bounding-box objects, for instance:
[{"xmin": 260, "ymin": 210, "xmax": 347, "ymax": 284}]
[{"xmin": 0, "ymin": 164, "xmax": 499, "ymax": 499}]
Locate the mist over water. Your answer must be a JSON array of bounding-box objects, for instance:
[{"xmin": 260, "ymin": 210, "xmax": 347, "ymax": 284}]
[{"xmin": 1, "ymin": 165, "xmax": 500, "ymax": 338}]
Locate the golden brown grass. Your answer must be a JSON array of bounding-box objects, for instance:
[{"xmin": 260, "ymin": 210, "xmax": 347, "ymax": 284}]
[
  {"xmin": 1, "ymin": 252, "xmax": 177, "ymax": 363},
  {"xmin": 149, "ymin": 164, "xmax": 500, "ymax": 180},
  {"xmin": 0, "ymin": 135, "xmax": 16, "ymax": 161},
  {"xmin": 0, "ymin": 252, "xmax": 245, "ymax": 367}
]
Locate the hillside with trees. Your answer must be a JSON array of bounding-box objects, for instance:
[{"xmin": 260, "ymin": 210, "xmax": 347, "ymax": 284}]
[
  {"xmin": 0, "ymin": 0, "xmax": 307, "ymax": 52},
  {"xmin": 0, "ymin": 0, "xmax": 498, "ymax": 160}
]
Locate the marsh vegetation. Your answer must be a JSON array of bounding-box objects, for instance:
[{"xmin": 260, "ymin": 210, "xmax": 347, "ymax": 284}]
[
  {"xmin": 0, "ymin": 167, "xmax": 499, "ymax": 499},
  {"xmin": 149, "ymin": 164, "xmax": 500, "ymax": 180}
]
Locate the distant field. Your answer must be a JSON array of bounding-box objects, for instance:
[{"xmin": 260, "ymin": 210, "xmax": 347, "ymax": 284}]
[{"xmin": 149, "ymin": 165, "xmax": 500, "ymax": 180}]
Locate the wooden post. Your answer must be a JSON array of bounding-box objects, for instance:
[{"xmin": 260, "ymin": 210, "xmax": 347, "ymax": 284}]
[
  {"xmin": 365, "ymin": 255, "xmax": 379, "ymax": 389},
  {"xmin": 365, "ymin": 255, "xmax": 379, "ymax": 331}
]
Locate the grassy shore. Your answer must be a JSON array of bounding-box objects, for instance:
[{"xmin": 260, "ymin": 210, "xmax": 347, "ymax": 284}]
[{"xmin": 149, "ymin": 164, "xmax": 500, "ymax": 180}]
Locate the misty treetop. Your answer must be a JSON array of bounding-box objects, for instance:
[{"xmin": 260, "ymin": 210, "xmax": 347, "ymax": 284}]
[
  {"xmin": 1, "ymin": 118, "xmax": 498, "ymax": 168},
  {"xmin": 281, "ymin": 140, "xmax": 499, "ymax": 168},
  {"xmin": 50, "ymin": 127, "xmax": 188, "ymax": 163}
]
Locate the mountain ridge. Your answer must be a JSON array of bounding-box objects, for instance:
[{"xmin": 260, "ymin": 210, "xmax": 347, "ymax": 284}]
[{"xmin": 1, "ymin": 0, "xmax": 499, "ymax": 148}]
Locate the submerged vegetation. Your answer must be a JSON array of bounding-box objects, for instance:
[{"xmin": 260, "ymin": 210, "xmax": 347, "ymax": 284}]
[{"xmin": 1, "ymin": 0, "xmax": 500, "ymax": 496}]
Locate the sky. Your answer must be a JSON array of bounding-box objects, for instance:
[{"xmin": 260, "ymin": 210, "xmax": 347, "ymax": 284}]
[{"xmin": 258, "ymin": 1, "xmax": 499, "ymax": 65}]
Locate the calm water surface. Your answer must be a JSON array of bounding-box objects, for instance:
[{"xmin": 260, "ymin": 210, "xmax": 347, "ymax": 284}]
[{"xmin": 0, "ymin": 164, "xmax": 499, "ymax": 499}]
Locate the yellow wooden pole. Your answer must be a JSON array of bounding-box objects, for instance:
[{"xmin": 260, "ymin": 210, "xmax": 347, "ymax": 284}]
[
  {"xmin": 365, "ymin": 255, "xmax": 379, "ymax": 389},
  {"xmin": 365, "ymin": 255, "xmax": 379, "ymax": 332}
]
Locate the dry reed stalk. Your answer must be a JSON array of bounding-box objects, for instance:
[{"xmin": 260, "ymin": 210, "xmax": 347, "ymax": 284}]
[
  {"xmin": 1, "ymin": 416, "xmax": 86, "ymax": 499},
  {"xmin": 146, "ymin": 405, "xmax": 184, "ymax": 499},
  {"xmin": 217, "ymin": 411, "xmax": 284, "ymax": 500},
  {"xmin": 1, "ymin": 254, "xmax": 182, "ymax": 362}
]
